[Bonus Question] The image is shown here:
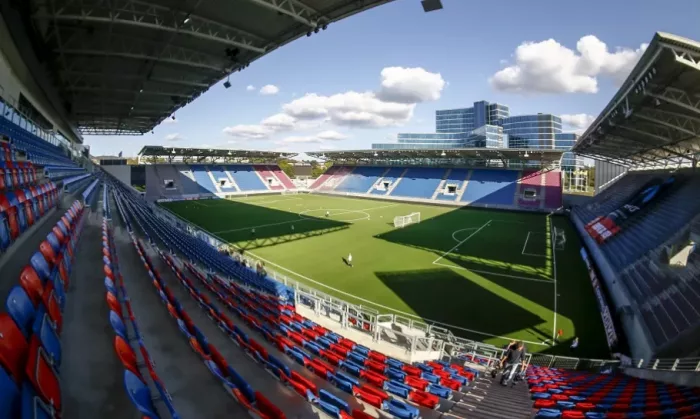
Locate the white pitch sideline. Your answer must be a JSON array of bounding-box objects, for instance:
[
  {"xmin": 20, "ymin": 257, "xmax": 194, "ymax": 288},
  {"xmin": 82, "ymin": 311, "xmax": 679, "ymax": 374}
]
[{"xmin": 432, "ymin": 220, "xmax": 492, "ymax": 265}]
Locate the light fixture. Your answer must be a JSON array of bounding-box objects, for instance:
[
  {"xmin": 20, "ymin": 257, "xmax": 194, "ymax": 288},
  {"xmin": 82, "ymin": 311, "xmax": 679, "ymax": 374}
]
[
  {"xmin": 374, "ymin": 152, "xmax": 378, "ymax": 157},
  {"xmin": 139, "ymin": 88, "xmax": 143, "ymax": 93},
  {"xmin": 524, "ymin": 151, "xmax": 530, "ymax": 158},
  {"xmin": 223, "ymin": 76, "xmax": 231, "ymax": 89},
  {"xmin": 441, "ymin": 151, "xmax": 446, "ymax": 157},
  {"xmin": 654, "ymin": 98, "xmax": 661, "ymax": 107},
  {"xmin": 171, "ymin": 115, "xmax": 176, "ymax": 120}
]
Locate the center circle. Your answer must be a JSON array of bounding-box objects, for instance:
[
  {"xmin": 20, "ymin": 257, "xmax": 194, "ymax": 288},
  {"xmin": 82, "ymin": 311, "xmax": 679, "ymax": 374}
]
[
  {"xmin": 299, "ymin": 208, "xmax": 370, "ymax": 223},
  {"xmin": 452, "ymin": 227, "xmax": 479, "ymax": 243}
]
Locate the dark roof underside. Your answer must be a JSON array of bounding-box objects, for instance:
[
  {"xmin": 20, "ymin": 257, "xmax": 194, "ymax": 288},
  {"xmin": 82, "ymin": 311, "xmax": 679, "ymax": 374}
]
[
  {"xmin": 138, "ymin": 145, "xmax": 296, "ymax": 159},
  {"xmin": 307, "ymin": 148, "xmax": 564, "ymax": 162},
  {"xmin": 573, "ymin": 32, "xmax": 700, "ymax": 168},
  {"xmin": 28, "ymin": 0, "xmax": 393, "ymax": 135}
]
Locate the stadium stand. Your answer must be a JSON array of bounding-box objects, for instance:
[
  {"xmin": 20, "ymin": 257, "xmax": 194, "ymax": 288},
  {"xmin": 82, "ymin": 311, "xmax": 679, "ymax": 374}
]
[
  {"xmin": 227, "ymin": 165, "xmax": 269, "ymax": 192},
  {"xmin": 269, "ymin": 166, "xmax": 296, "ymax": 190},
  {"xmin": 254, "ymin": 165, "xmax": 285, "ymax": 190},
  {"xmin": 335, "ymin": 166, "xmax": 388, "ymax": 194},
  {"xmin": 391, "ymin": 168, "xmax": 446, "ymax": 199},
  {"xmin": 191, "ymin": 165, "xmax": 219, "ymax": 194},
  {"xmin": 311, "ymin": 165, "xmax": 563, "ymax": 211},
  {"xmin": 528, "ymin": 365, "xmax": 700, "ymax": 418}
]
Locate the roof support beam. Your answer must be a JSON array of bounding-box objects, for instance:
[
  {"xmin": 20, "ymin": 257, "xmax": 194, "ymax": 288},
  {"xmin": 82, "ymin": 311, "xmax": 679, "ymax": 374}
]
[
  {"xmin": 57, "ymin": 50, "xmax": 223, "ymax": 72},
  {"xmin": 33, "ymin": 0, "xmax": 266, "ymax": 53},
  {"xmin": 241, "ymin": 0, "xmax": 319, "ymax": 27},
  {"xmin": 60, "ymin": 71, "xmax": 210, "ymax": 88},
  {"xmin": 634, "ymin": 111, "xmax": 700, "ymax": 139},
  {"xmin": 646, "ymin": 87, "xmax": 700, "ymax": 118}
]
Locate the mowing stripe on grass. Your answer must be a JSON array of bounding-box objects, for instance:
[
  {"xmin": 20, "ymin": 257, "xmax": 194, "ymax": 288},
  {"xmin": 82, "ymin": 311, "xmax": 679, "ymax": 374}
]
[{"xmin": 213, "ymin": 202, "xmax": 399, "ymax": 234}]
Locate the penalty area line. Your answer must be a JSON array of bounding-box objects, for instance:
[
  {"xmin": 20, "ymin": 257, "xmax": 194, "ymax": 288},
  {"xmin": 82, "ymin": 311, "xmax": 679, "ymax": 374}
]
[{"xmin": 433, "ymin": 220, "xmax": 492, "ymax": 265}]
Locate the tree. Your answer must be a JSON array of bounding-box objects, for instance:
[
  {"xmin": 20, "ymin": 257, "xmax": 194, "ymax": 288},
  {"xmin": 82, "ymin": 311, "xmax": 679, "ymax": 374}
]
[
  {"xmin": 276, "ymin": 159, "xmax": 295, "ymax": 178},
  {"xmin": 311, "ymin": 161, "xmax": 331, "ymax": 178}
]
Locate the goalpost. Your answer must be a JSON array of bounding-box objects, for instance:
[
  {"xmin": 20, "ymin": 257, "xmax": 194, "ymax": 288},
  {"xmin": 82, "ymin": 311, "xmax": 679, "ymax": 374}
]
[{"xmin": 394, "ymin": 212, "xmax": 421, "ymax": 228}]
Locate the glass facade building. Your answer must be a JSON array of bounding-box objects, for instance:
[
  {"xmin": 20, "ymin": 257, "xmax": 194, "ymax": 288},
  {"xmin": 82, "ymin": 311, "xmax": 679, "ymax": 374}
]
[{"xmin": 372, "ymin": 99, "xmax": 584, "ymax": 171}]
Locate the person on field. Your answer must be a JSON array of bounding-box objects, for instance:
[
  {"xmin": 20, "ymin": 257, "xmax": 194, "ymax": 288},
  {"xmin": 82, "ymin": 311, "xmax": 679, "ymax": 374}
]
[
  {"xmin": 348, "ymin": 253, "xmax": 353, "ymax": 267},
  {"xmin": 326, "ymin": 210, "xmax": 330, "ymax": 217},
  {"xmin": 251, "ymin": 228, "xmax": 256, "ymax": 237}
]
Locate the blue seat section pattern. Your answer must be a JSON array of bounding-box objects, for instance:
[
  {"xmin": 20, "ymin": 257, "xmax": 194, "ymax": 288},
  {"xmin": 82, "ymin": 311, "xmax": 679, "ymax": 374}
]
[
  {"xmin": 335, "ymin": 166, "xmax": 387, "ymax": 193},
  {"xmin": 370, "ymin": 167, "xmax": 404, "ymax": 195},
  {"xmin": 462, "ymin": 169, "xmax": 518, "ymax": 205},
  {"xmin": 226, "ymin": 165, "xmax": 267, "ymax": 191},
  {"xmin": 390, "ymin": 168, "xmax": 447, "ymax": 199},
  {"xmin": 436, "ymin": 169, "xmax": 470, "ymax": 201},
  {"xmin": 208, "ymin": 166, "xmax": 236, "ymax": 191},
  {"xmin": 190, "ymin": 165, "xmax": 218, "ymax": 193}
]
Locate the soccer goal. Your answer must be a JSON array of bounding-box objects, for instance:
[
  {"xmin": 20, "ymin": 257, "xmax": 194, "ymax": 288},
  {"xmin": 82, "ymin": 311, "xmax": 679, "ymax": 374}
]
[
  {"xmin": 394, "ymin": 212, "xmax": 421, "ymax": 228},
  {"xmin": 553, "ymin": 227, "xmax": 567, "ymax": 250}
]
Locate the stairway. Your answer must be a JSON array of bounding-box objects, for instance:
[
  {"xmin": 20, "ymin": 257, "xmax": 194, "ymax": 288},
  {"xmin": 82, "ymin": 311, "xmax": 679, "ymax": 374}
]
[
  {"xmin": 513, "ymin": 171, "xmax": 523, "ymax": 206},
  {"xmin": 385, "ymin": 168, "xmax": 408, "ymax": 195},
  {"xmin": 205, "ymin": 166, "xmax": 223, "ymax": 193},
  {"xmin": 431, "ymin": 168, "xmax": 452, "ymax": 200},
  {"xmin": 456, "ymin": 170, "xmax": 472, "ymax": 202},
  {"xmin": 447, "ymin": 371, "xmax": 533, "ymax": 418}
]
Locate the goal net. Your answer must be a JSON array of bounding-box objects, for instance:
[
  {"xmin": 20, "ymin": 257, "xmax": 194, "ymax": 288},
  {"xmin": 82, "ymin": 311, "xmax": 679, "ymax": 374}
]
[
  {"xmin": 553, "ymin": 227, "xmax": 567, "ymax": 250},
  {"xmin": 282, "ymin": 190, "xmax": 300, "ymax": 195},
  {"xmin": 394, "ymin": 212, "xmax": 421, "ymax": 228}
]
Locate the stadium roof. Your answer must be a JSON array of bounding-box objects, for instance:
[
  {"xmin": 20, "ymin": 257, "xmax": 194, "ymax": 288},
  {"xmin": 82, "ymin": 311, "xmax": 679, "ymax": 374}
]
[
  {"xmin": 573, "ymin": 32, "xmax": 700, "ymax": 168},
  {"xmin": 307, "ymin": 148, "xmax": 564, "ymax": 162},
  {"xmin": 138, "ymin": 145, "xmax": 296, "ymax": 160},
  {"xmin": 25, "ymin": 0, "xmax": 393, "ymax": 135}
]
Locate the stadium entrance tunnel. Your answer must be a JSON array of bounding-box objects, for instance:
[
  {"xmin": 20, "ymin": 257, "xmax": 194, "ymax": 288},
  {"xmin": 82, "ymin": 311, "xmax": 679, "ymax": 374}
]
[
  {"xmin": 160, "ymin": 197, "xmax": 351, "ymax": 251},
  {"xmin": 374, "ymin": 267, "xmax": 548, "ymax": 347}
]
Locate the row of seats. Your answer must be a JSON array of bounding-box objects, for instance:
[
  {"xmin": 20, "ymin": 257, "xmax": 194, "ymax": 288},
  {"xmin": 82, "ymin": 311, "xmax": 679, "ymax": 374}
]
[
  {"xmin": 1, "ymin": 182, "xmax": 59, "ymax": 252},
  {"xmin": 571, "ymin": 170, "xmax": 700, "ymax": 351},
  {"xmin": 313, "ymin": 166, "xmax": 563, "ymax": 210},
  {"xmin": 145, "ymin": 164, "xmax": 296, "ymax": 201},
  {"xmin": 102, "ymin": 219, "xmax": 180, "ymax": 419},
  {"xmin": 161, "ymin": 249, "xmax": 426, "ymax": 419},
  {"xmin": 0, "ymin": 200, "xmax": 86, "ymax": 418},
  {"xmin": 112, "ymin": 186, "xmax": 288, "ymax": 417},
  {"xmin": 529, "ymin": 366, "xmax": 700, "ymax": 418},
  {"xmin": 43, "ymin": 165, "xmax": 85, "ymax": 182},
  {"xmin": 109, "ymin": 173, "xmax": 450, "ymax": 418},
  {"xmin": 0, "ymin": 118, "xmax": 73, "ymax": 167},
  {"xmin": 111, "ymin": 180, "xmax": 293, "ymax": 300}
]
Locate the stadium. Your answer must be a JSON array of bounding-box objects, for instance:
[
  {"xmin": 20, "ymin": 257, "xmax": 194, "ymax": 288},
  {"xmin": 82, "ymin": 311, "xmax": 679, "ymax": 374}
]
[{"xmin": 0, "ymin": 1, "xmax": 698, "ymax": 418}]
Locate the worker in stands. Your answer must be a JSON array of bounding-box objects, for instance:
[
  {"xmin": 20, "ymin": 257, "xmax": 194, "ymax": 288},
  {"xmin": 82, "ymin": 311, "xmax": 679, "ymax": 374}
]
[{"xmin": 499, "ymin": 341, "xmax": 527, "ymax": 386}]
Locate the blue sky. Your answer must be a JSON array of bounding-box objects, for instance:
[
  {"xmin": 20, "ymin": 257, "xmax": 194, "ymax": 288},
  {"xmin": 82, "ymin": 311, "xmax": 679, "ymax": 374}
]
[{"xmin": 84, "ymin": 0, "xmax": 700, "ymax": 157}]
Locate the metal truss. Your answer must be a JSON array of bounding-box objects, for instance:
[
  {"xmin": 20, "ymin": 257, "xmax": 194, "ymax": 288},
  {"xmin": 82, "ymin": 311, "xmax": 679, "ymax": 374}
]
[
  {"xmin": 241, "ymin": 0, "xmax": 319, "ymax": 27},
  {"xmin": 79, "ymin": 127, "xmax": 145, "ymax": 135},
  {"xmin": 60, "ymin": 70, "xmax": 211, "ymax": 88},
  {"xmin": 667, "ymin": 43, "xmax": 700, "ymax": 72},
  {"xmin": 57, "ymin": 35, "xmax": 231, "ymax": 73},
  {"xmin": 646, "ymin": 86, "xmax": 700, "ymax": 118},
  {"xmin": 34, "ymin": 0, "xmax": 267, "ymax": 53},
  {"xmin": 63, "ymin": 79, "xmax": 191, "ymax": 97}
]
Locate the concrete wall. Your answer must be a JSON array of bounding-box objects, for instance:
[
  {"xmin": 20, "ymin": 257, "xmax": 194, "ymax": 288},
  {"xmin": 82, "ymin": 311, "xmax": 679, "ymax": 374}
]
[
  {"xmin": 595, "ymin": 160, "xmax": 627, "ymax": 195},
  {"xmin": 0, "ymin": 4, "xmax": 82, "ymax": 143},
  {"xmin": 103, "ymin": 166, "xmax": 131, "ymax": 188}
]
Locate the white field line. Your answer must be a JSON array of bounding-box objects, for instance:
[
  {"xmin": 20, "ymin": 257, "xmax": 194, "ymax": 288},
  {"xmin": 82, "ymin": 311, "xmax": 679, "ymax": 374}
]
[
  {"xmin": 521, "ymin": 232, "xmax": 531, "ymax": 255},
  {"xmin": 433, "ymin": 220, "xmax": 492, "ymax": 265},
  {"xmin": 213, "ymin": 202, "xmax": 399, "ymax": 234},
  {"xmin": 549, "ymin": 215, "xmax": 559, "ymax": 342},
  {"xmin": 241, "ymin": 250, "xmax": 548, "ymax": 346},
  {"xmin": 433, "ymin": 261, "xmax": 554, "ymax": 284}
]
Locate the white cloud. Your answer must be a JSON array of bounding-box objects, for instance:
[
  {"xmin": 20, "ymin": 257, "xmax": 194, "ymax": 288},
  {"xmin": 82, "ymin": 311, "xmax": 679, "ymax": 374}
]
[
  {"xmin": 319, "ymin": 144, "xmax": 337, "ymax": 150},
  {"xmin": 261, "ymin": 113, "xmax": 297, "ymax": 131},
  {"xmin": 376, "ymin": 67, "xmax": 446, "ymax": 104},
  {"xmin": 246, "ymin": 85, "xmax": 255, "ymax": 91},
  {"xmin": 164, "ymin": 133, "xmax": 184, "ymax": 141},
  {"xmin": 278, "ymin": 130, "xmax": 348, "ymax": 144},
  {"xmin": 222, "ymin": 124, "xmax": 271, "ymax": 140},
  {"xmin": 260, "ymin": 84, "xmax": 280, "ymax": 95},
  {"xmin": 283, "ymin": 91, "xmax": 415, "ymax": 128},
  {"xmin": 489, "ymin": 35, "xmax": 647, "ymax": 94},
  {"xmin": 561, "ymin": 113, "xmax": 595, "ymax": 129}
]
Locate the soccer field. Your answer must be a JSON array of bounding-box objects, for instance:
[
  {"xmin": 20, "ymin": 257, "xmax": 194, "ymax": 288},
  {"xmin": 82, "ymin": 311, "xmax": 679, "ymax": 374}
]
[{"xmin": 162, "ymin": 193, "xmax": 609, "ymax": 358}]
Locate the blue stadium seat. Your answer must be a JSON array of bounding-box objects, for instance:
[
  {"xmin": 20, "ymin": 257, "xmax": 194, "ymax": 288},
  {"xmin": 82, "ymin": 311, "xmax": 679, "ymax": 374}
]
[{"xmin": 123, "ymin": 370, "xmax": 159, "ymax": 419}]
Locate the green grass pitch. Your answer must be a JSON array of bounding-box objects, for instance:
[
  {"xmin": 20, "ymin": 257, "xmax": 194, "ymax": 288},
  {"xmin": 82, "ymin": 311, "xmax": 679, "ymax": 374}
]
[{"xmin": 162, "ymin": 193, "xmax": 609, "ymax": 358}]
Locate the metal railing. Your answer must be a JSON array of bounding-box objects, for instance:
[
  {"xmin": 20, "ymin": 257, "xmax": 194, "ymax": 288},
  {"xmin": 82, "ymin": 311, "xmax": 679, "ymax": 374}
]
[{"xmin": 151, "ymin": 201, "xmax": 700, "ymax": 372}]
